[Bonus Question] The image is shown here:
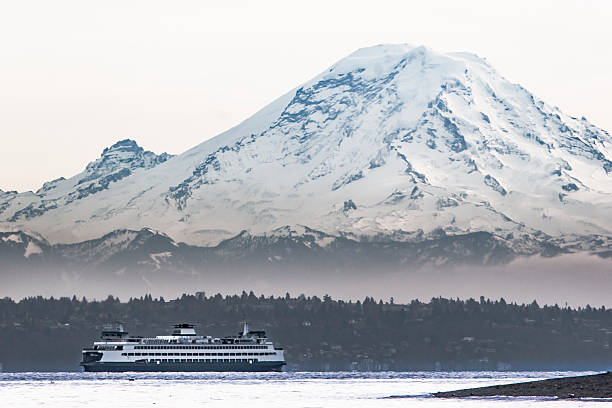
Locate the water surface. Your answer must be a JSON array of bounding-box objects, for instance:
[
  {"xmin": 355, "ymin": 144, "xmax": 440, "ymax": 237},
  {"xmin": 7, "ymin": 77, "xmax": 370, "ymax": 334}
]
[{"xmin": 1, "ymin": 371, "xmax": 608, "ymax": 407}]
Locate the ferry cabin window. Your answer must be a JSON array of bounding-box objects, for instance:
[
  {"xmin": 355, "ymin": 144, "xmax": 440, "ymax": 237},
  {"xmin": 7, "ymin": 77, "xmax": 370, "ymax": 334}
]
[
  {"xmin": 207, "ymin": 352, "xmax": 265, "ymax": 356},
  {"xmin": 127, "ymin": 344, "xmax": 270, "ymax": 351}
]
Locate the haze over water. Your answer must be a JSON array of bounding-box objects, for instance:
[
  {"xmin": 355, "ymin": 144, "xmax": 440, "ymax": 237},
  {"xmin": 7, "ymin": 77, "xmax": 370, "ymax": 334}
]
[{"xmin": 1, "ymin": 371, "xmax": 606, "ymax": 407}]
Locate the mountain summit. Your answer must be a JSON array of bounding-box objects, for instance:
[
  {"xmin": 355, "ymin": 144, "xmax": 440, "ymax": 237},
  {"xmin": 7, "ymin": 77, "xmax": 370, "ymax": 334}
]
[
  {"xmin": 1, "ymin": 44, "xmax": 611, "ymax": 246},
  {"xmin": 0, "ymin": 139, "xmax": 172, "ymax": 225}
]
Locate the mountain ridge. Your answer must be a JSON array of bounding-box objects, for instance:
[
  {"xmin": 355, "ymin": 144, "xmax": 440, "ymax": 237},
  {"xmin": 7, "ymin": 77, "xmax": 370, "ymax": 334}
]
[{"xmin": 2, "ymin": 225, "xmax": 612, "ymax": 302}]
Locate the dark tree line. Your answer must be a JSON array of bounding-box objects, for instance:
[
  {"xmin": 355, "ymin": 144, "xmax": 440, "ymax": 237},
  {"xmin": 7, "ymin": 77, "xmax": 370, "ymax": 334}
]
[{"xmin": 1, "ymin": 292, "xmax": 612, "ymax": 371}]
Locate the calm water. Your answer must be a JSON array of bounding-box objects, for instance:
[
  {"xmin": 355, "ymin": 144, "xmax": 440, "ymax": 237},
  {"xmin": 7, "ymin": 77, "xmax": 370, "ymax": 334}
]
[{"xmin": 0, "ymin": 371, "xmax": 609, "ymax": 407}]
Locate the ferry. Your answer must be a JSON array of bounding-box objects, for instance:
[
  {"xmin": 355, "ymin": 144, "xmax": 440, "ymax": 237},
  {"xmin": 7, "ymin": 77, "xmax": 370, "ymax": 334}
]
[{"xmin": 80, "ymin": 323, "xmax": 286, "ymax": 372}]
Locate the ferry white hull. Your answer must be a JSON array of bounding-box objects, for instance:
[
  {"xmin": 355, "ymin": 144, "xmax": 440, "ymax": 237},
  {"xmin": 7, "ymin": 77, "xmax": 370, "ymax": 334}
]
[{"xmin": 82, "ymin": 360, "xmax": 285, "ymax": 372}]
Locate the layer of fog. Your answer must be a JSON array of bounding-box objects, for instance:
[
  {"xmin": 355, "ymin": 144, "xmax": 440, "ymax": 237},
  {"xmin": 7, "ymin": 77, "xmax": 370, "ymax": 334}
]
[{"xmin": 2, "ymin": 252, "xmax": 611, "ymax": 308}]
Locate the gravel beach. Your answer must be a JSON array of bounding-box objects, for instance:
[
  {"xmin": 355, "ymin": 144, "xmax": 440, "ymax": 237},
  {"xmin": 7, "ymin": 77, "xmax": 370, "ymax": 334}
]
[{"xmin": 434, "ymin": 372, "xmax": 612, "ymax": 399}]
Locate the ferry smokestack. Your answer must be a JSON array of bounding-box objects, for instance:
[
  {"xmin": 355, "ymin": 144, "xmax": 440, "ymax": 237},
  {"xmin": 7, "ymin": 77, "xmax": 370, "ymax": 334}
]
[{"xmin": 242, "ymin": 322, "xmax": 249, "ymax": 336}]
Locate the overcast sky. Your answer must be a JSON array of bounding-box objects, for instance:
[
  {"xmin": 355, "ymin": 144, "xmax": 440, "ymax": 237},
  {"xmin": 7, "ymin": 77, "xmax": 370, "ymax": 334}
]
[{"xmin": 1, "ymin": 0, "xmax": 611, "ymax": 192}]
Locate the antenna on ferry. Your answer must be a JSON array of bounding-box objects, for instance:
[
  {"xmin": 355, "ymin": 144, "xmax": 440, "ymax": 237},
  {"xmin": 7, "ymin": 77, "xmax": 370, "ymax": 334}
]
[{"xmin": 242, "ymin": 322, "xmax": 249, "ymax": 336}]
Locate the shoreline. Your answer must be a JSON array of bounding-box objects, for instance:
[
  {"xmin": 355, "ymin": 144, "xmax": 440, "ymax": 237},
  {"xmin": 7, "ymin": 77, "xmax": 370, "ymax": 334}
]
[{"xmin": 434, "ymin": 372, "xmax": 612, "ymax": 399}]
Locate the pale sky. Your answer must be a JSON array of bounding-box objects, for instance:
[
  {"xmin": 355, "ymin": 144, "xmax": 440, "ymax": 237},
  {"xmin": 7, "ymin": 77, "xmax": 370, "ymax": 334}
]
[{"xmin": 1, "ymin": 0, "xmax": 611, "ymax": 192}]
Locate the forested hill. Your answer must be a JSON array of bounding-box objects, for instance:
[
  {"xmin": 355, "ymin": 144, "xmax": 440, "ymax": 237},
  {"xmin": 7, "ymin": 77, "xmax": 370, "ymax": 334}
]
[{"xmin": 1, "ymin": 293, "xmax": 612, "ymax": 372}]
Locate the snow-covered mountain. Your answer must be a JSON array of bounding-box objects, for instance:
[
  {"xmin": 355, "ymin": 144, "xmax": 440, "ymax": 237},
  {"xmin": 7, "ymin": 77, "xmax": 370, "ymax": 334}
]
[{"xmin": 1, "ymin": 44, "xmax": 612, "ymax": 250}]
